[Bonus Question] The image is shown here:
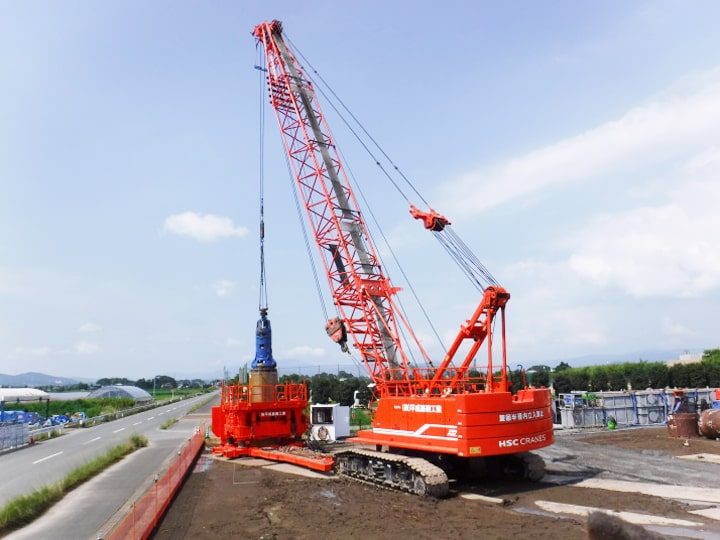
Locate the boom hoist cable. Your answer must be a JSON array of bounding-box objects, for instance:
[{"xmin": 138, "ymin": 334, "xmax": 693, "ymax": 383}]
[{"xmin": 295, "ymin": 42, "xmax": 501, "ymax": 294}]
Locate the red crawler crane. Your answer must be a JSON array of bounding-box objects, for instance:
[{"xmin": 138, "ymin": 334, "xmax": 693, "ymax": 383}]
[{"xmin": 249, "ymin": 20, "xmax": 553, "ymax": 496}]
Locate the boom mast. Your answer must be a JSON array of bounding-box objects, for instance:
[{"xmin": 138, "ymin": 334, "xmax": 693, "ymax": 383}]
[{"xmin": 254, "ymin": 20, "xmax": 428, "ymax": 392}]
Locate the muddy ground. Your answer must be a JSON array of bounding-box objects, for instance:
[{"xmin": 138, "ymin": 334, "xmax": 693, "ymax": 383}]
[{"xmin": 152, "ymin": 427, "xmax": 720, "ymax": 540}]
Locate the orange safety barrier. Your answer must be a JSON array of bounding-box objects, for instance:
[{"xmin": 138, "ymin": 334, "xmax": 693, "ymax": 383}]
[{"xmin": 103, "ymin": 425, "xmax": 206, "ymax": 540}]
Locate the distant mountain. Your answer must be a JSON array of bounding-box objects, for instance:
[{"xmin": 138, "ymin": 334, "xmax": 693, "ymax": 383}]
[
  {"xmin": 0, "ymin": 372, "xmax": 83, "ymax": 387},
  {"xmin": 548, "ymin": 348, "xmax": 702, "ymax": 369}
]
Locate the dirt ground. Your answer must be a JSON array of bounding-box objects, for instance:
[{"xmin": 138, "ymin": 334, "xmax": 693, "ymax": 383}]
[{"xmin": 151, "ymin": 427, "xmax": 720, "ymax": 540}]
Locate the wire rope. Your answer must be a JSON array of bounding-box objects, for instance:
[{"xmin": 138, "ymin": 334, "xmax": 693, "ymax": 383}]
[
  {"xmin": 258, "ymin": 56, "xmax": 269, "ymax": 312},
  {"xmin": 287, "ymin": 37, "xmax": 501, "ymax": 293},
  {"xmin": 285, "ymin": 154, "xmax": 331, "ymax": 324}
]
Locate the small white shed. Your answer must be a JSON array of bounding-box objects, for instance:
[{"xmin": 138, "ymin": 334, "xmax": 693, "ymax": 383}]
[{"xmin": 310, "ymin": 404, "xmax": 350, "ymax": 441}]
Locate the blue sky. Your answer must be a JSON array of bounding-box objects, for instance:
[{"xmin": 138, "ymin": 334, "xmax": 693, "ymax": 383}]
[{"xmin": 2, "ymin": 1, "xmax": 719, "ymax": 381}]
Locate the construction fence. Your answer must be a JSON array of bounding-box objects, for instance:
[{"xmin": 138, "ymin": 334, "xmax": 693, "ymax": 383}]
[
  {"xmin": 555, "ymin": 388, "xmax": 720, "ymax": 429},
  {"xmin": 101, "ymin": 425, "xmax": 206, "ymax": 540},
  {"xmin": 0, "ymin": 422, "xmax": 29, "ymax": 451}
]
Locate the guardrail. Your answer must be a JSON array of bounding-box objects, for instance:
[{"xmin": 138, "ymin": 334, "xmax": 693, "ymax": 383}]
[
  {"xmin": 0, "ymin": 422, "xmax": 30, "ymax": 451},
  {"xmin": 0, "ymin": 394, "xmax": 209, "ymax": 450},
  {"xmin": 101, "ymin": 426, "xmax": 207, "ymax": 540}
]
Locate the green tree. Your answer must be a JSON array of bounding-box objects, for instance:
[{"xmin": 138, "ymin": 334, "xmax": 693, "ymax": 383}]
[
  {"xmin": 309, "ymin": 373, "xmax": 338, "ymax": 404},
  {"xmin": 135, "ymin": 378, "xmax": 152, "ymax": 390},
  {"xmin": 646, "ymin": 362, "xmax": 669, "ymax": 389},
  {"xmin": 551, "ymin": 372, "xmax": 572, "ymax": 394},
  {"xmin": 568, "ymin": 368, "xmax": 591, "ymax": 392},
  {"xmin": 702, "ymin": 352, "xmax": 720, "ymax": 387},
  {"xmin": 669, "ymin": 363, "xmax": 690, "ymax": 388},
  {"xmin": 508, "ymin": 367, "xmax": 524, "ymax": 392},
  {"xmin": 96, "ymin": 377, "xmax": 134, "ymax": 387},
  {"xmin": 280, "ymin": 373, "xmax": 304, "ymax": 384},
  {"xmin": 686, "ymin": 362, "xmax": 707, "ymax": 388},
  {"xmin": 606, "ymin": 364, "xmax": 627, "ymax": 391},
  {"xmin": 307, "ymin": 373, "xmax": 373, "ymax": 406},
  {"xmin": 588, "ymin": 365, "xmax": 609, "ymax": 392},
  {"xmin": 554, "ymin": 362, "xmax": 572, "ymax": 372},
  {"xmin": 527, "ymin": 366, "xmax": 550, "ymax": 388},
  {"xmin": 153, "ymin": 375, "xmax": 177, "ymax": 389}
]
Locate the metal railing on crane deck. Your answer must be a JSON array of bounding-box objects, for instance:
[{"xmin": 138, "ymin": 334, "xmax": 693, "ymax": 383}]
[
  {"xmin": 220, "ymin": 381, "xmax": 307, "ymax": 405},
  {"xmin": 372, "ymin": 365, "xmax": 527, "ymax": 397}
]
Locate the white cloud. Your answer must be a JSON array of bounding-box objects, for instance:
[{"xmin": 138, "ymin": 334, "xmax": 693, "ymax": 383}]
[
  {"xmin": 661, "ymin": 317, "xmax": 696, "ymax": 338},
  {"xmin": 442, "ymin": 68, "xmax": 720, "ymax": 215},
  {"xmin": 212, "ymin": 280, "xmax": 236, "ymax": 297},
  {"xmin": 76, "ymin": 341, "xmax": 100, "ymax": 355},
  {"xmin": 440, "ymin": 67, "xmax": 720, "ymax": 301},
  {"xmin": 14, "ymin": 346, "xmax": 51, "ymax": 356},
  {"xmin": 0, "ymin": 267, "xmax": 37, "ymax": 296},
  {"xmin": 683, "ymin": 146, "xmax": 720, "ymax": 172},
  {"xmin": 162, "ymin": 212, "xmax": 248, "ymax": 242},
  {"xmin": 283, "ymin": 345, "xmax": 326, "ymax": 359},
  {"xmin": 225, "ymin": 337, "xmax": 242, "ymax": 347},
  {"xmin": 79, "ymin": 322, "xmax": 101, "ymax": 333},
  {"xmin": 503, "ymin": 260, "xmax": 609, "ymax": 350},
  {"xmin": 568, "ymin": 203, "xmax": 720, "ymax": 298},
  {"xmin": 567, "ymin": 148, "xmax": 720, "ymax": 299}
]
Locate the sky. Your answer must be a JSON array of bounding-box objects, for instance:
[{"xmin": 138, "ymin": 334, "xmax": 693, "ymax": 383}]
[{"xmin": 1, "ymin": 1, "xmax": 719, "ymax": 382}]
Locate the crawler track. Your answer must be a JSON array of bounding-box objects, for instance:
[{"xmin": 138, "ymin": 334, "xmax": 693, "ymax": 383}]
[
  {"xmin": 518, "ymin": 451, "xmax": 546, "ymax": 481},
  {"xmin": 333, "ymin": 448, "xmax": 449, "ymax": 498},
  {"xmin": 475, "ymin": 451, "xmax": 547, "ymax": 481}
]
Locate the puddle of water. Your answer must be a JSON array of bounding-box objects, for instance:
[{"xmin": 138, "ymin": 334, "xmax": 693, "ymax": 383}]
[{"xmin": 315, "ymin": 488, "xmax": 342, "ymax": 506}]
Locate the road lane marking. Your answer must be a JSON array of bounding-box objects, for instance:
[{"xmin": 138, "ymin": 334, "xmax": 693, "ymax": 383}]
[
  {"xmin": 148, "ymin": 417, "xmax": 155, "ymax": 420},
  {"xmin": 84, "ymin": 437, "xmax": 102, "ymax": 445},
  {"xmin": 113, "ymin": 427, "xmax": 126, "ymax": 433},
  {"xmin": 33, "ymin": 451, "xmax": 63, "ymax": 464},
  {"xmin": 133, "ymin": 422, "xmax": 142, "ymax": 426}
]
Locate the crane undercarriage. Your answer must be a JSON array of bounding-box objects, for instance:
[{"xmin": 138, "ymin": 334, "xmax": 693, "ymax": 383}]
[
  {"xmin": 333, "ymin": 448, "xmax": 450, "ymax": 497},
  {"xmin": 331, "ymin": 447, "xmax": 545, "ymax": 497}
]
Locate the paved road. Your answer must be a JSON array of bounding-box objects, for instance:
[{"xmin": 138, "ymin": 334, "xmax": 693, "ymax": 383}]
[
  {"xmin": 3, "ymin": 392, "xmax": 218, "ymax": 540},
  {"xmin": 537, "ymin": 428, "xmax": 720, "ymax": 488}
]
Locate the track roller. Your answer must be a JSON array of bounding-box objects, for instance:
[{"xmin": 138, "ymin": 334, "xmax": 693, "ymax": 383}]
[{"xmin": 333, "ymin": 448, "xmax": 449, "ymax": 498}]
